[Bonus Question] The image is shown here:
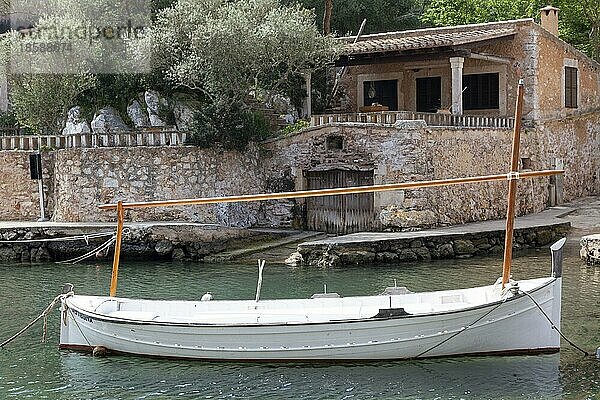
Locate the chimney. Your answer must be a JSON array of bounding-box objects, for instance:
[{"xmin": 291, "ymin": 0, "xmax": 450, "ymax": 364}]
[{"xmin": 540, "ymin": 5, "xmax": 559, "ymax": 36}]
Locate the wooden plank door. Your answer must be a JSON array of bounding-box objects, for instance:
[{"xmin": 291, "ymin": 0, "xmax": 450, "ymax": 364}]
[{"xmin": 306, "ymin": 169, "xmax": 375, "ymax": 234}]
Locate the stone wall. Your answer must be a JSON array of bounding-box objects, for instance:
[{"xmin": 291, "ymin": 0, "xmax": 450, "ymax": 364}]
[
  {"xmin": 0, "ymin": 223, "xmax": 277, "ymax": 262},
  {"xmin": 0, "ymin": 151, "xmax": 54, "ymax": 221},
  {"xmin": 51, "ymin": 146, "xmax": 267, "ymax": 224},
  {"xmin": 264, "ymin": 111, "xmax": 599, "ymax": 230}
]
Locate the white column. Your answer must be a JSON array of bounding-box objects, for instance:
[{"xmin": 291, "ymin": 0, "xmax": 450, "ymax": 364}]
[
  {"xmin": 450, "ymin": 57, "xmax": 464, "ymax": 115},
  {"xmin": 0, "ymin": 69, "xmax": 8, "ymax": 113},
  {"xmin": 301, "ymin": 72, "xmax": 312, "ymax": 119}
]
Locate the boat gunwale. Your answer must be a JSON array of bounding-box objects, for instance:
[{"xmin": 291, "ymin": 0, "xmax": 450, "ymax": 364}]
[{"xmin": 63, "ymin": 277, "xmax": 558, "ymax": 328}]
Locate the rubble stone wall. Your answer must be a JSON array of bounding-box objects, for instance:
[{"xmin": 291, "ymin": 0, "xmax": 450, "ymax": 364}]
[{"xmin": 0, "ymin": 151, "xmax": 54, "ymax": 221}]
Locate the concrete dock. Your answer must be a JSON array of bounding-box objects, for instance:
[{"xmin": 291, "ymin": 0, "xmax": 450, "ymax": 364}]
[{"xmin": 295, "ymin": 202, "xmax": 586, "ymax": 267}]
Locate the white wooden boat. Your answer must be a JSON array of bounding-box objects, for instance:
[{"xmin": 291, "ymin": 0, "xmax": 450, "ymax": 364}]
[
  {"xmin": 59, "ymin": 241, "xmax": 564, "ymax": 360},
  {"xmin": 58, "ymin": 81, "xmax": 567, "ymax": 360}
]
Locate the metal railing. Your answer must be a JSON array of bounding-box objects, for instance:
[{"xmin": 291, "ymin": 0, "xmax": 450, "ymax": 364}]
[
  {"xmin": 0, "ymin": 130, "xmax": 188, "ymax": 151},
  {"xmin": 310, "ymin": 111, "xmax": 515, "ymax": 129}
]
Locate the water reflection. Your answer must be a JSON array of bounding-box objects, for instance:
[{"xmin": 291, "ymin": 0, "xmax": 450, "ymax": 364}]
[{"xmin": 57, "ymin": 352, "xmax": 562, "ymax": 399}]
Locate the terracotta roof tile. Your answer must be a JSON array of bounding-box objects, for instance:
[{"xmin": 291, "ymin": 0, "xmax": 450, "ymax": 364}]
[{"xmin": 341, "ymin": 21, "xmax": 522, "ymax": 55}]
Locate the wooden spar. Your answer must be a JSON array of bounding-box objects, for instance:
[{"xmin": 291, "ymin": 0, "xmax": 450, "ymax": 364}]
[
  {"xmin": 109, "ymin": 201, "xmax": 124, "ymax": 297},
  {"xmin": 99, "ymin": 169, "xmax": 563, "ymax": 211},
  {"xmin": 501, "ymin": 79, "xmax": 525, "ymax": 289}
]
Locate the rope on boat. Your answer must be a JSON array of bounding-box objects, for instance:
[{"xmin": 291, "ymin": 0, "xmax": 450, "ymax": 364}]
[
  {"xmin": 0, "ymin": 292, "xmax": 72, "ymax": 349},
  {"xmin": 519, "ymin": 289, "xmax": 592, "ymax": 358},
  {"xmin": 0, "ymin": 231, "xmax": 115, "ymax": 244},
  {"xmin": 415, "ymin": 297, "xmax": 508, "ymax": 358}
]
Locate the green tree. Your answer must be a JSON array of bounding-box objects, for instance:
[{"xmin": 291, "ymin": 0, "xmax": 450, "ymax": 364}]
[
  {"xmin": 290, "ymin": 0, "xmax": 426, "ymax": 35},
  {"xmin": 421, "ymin": 0, "xmax": 544, "ymax": 27},
  {"xmin": 422, "ymin": 0, "xmax": 600, "ymax": 61},
  {"xmin": 555, "ymin": 0, "xmax": 600, "ymax": 60},
  {"xmin": 9, "ymin": 74, "xmax": 95, "ymax": 132},
  {"xmin": 150, "ymin": 0, "xmax": 338, "ymax": 107},
  {"xmin": 148, "ymin": 0, "xmax": 338, "ymax": 148}
]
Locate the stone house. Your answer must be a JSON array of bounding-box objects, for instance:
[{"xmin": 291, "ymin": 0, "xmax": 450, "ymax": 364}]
[
  {"xmin": 331, "ymin": 7, "xmax": 600, "ymax": 123},
  {"xmin": 271, "ymin": 7, "xmax": 600, "ymax": 234}
]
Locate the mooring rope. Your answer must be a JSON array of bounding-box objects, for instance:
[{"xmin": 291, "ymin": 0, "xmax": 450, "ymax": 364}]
[
  {"xmin": 0, "ymin": 292, "xmax": 72, "ymax": 349},
  {"xmin": 0, "ymin": 231, "xmax": 115, "ymax": 244},
  {"xmin": 56, "ymin": 235, "xmax": 117, "ymax": 265},
  {"xmin": 519, "ymin": 289, "xmax": 592, "ymax": 357}
]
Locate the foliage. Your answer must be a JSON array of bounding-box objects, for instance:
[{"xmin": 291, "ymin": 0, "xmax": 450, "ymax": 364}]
[
  {"xmin": 187, "ymin": 103, "xmax": 270, "ymax": 150},
  {"xmin": 289, "ymin": 0, "xmax": 426, "ymax": 35},
  {"xmin": 9, "ymin": 73, "xmax": 95, "ymax": 133},
  {"xmin": 280, "ymin": 119, "xmax": 310, "ymax": 135},
  {"xmin": 554, "ymin": 0, "xmax": 600, "ymax": 61},
  {"xmin": 0, "ymin": 110, "xmax": 19, "ymax": 127},
  {"xmin": 149, "ymin": 0, "xmax": 339, "ymax": 109},
  {"xmin": 421, "ymin": 0, "xmax": 549, "ymax": 26},
  {"xmin": 422, "ymin": 0, "xmax": 600, "ymax": 61}
]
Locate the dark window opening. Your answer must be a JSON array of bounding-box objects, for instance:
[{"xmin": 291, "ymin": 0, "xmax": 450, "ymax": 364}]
[
  {"xmin": 462, "ymin": 73, "xmax": 499, "ymax": 110},
  {"xmin": 565, "ymin": 66, "xmax": 578, "ymax": 108},
  {"xmin": 363, "ymin": 79, "xmax": 398, "ymax": 111},
  {"xmin": 416, "ymin": 77, "xmax": 441, "ymax": 113},
  {"xmin": 327, "ymin": 135, "xmax": 344, "ymax": 150}
]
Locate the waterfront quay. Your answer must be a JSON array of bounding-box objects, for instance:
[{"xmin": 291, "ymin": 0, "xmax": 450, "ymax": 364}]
[{"xmin": 1, "ymin": 197, "xmax": 596, "ymax": 265}]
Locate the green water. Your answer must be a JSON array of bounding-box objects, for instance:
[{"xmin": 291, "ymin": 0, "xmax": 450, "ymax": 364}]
[{"xmin": 0, "ymin": 241, "xmax": 599, "ymax": 399}]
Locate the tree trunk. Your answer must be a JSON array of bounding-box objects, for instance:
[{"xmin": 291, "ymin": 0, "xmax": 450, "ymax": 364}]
[{"xmin": 323, "ymin": 0, "xmax": 333, "ymax": 35}]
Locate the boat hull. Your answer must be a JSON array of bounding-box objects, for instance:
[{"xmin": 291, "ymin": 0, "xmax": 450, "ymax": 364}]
[{"xmin": 59, "ymin": 277, "xmax": 561, "ymax": 360}]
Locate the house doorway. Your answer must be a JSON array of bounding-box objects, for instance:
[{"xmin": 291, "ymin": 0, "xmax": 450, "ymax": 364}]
[
  {"xmin": 416, "ymin": 76, "xmax": 442, "ymax": 112},
  {"xmin": 305, "ymin": 169, "xmax": 375, "ymax": 234}
]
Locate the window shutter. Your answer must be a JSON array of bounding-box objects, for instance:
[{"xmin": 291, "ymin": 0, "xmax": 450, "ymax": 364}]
[{"xmin": 565, "ymin": 67, "xmax": 578, "ymax": 108}]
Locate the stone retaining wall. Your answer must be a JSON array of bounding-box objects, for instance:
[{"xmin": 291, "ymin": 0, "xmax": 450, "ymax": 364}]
[
  {"xmin": 52, "ymin": 145, "xmax": 267, "ymax": 224},
  {"xmin": 0, "ymin": 224, "xmax": 279, "ymax": 262},
  {"xmin": 297, "ymin": 222, "xmax": 570, "ymax": 267}
]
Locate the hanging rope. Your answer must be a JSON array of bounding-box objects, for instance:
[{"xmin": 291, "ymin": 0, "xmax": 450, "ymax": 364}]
[
  {"xmin": 0, "ymin": 231, "xmax": 115, "ymax": 244},
  {"xmin": 0, "ymin": 292, "xmax": 72, "ymax": 349},
  {"xmin": 56, "ymin": 235, "xmax": 116, "ymax": 265}
]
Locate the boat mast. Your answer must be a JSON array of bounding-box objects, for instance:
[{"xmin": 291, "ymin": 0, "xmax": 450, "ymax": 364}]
[
  {"xmin": 501, "ymin": 79, "xmax": 525, "ymax": 289},
  {"xmin": 109, "ymin": 201, "xmax": 124, "ymax": 297}
]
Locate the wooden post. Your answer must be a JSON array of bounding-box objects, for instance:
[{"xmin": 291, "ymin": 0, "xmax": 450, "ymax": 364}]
[
  {"xmin": 502, "ymin": 80, "xmax": 525, "ymax": 288},
  {"xmin": 109, "ymin": 201, "xmax": 125, "ymax": 297}
]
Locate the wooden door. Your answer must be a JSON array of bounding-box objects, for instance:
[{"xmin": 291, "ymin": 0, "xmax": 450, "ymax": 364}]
[{"xmin": 306, "ymin": 169, "xmax": 375, "ymax": 234}]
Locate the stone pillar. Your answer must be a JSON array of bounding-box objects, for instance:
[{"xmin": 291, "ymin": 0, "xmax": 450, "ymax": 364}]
[
  {"xmin": 450, "ymin": 57, "xmax": 464, "ymax": 116},
  {"xmin": 301, "ymin": 72, "xmax": 312, "ymax": 119}
]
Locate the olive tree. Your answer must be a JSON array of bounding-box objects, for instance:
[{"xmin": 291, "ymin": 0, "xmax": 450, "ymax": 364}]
[{"xmin": 149, "ymin": 0, "xmax": 339, "ymax": 108}]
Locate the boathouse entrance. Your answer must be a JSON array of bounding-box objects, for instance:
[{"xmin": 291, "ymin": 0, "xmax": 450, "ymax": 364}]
[{"xmin": 305, "ymin": 169, "xmax": 376, "ymax": 234}]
